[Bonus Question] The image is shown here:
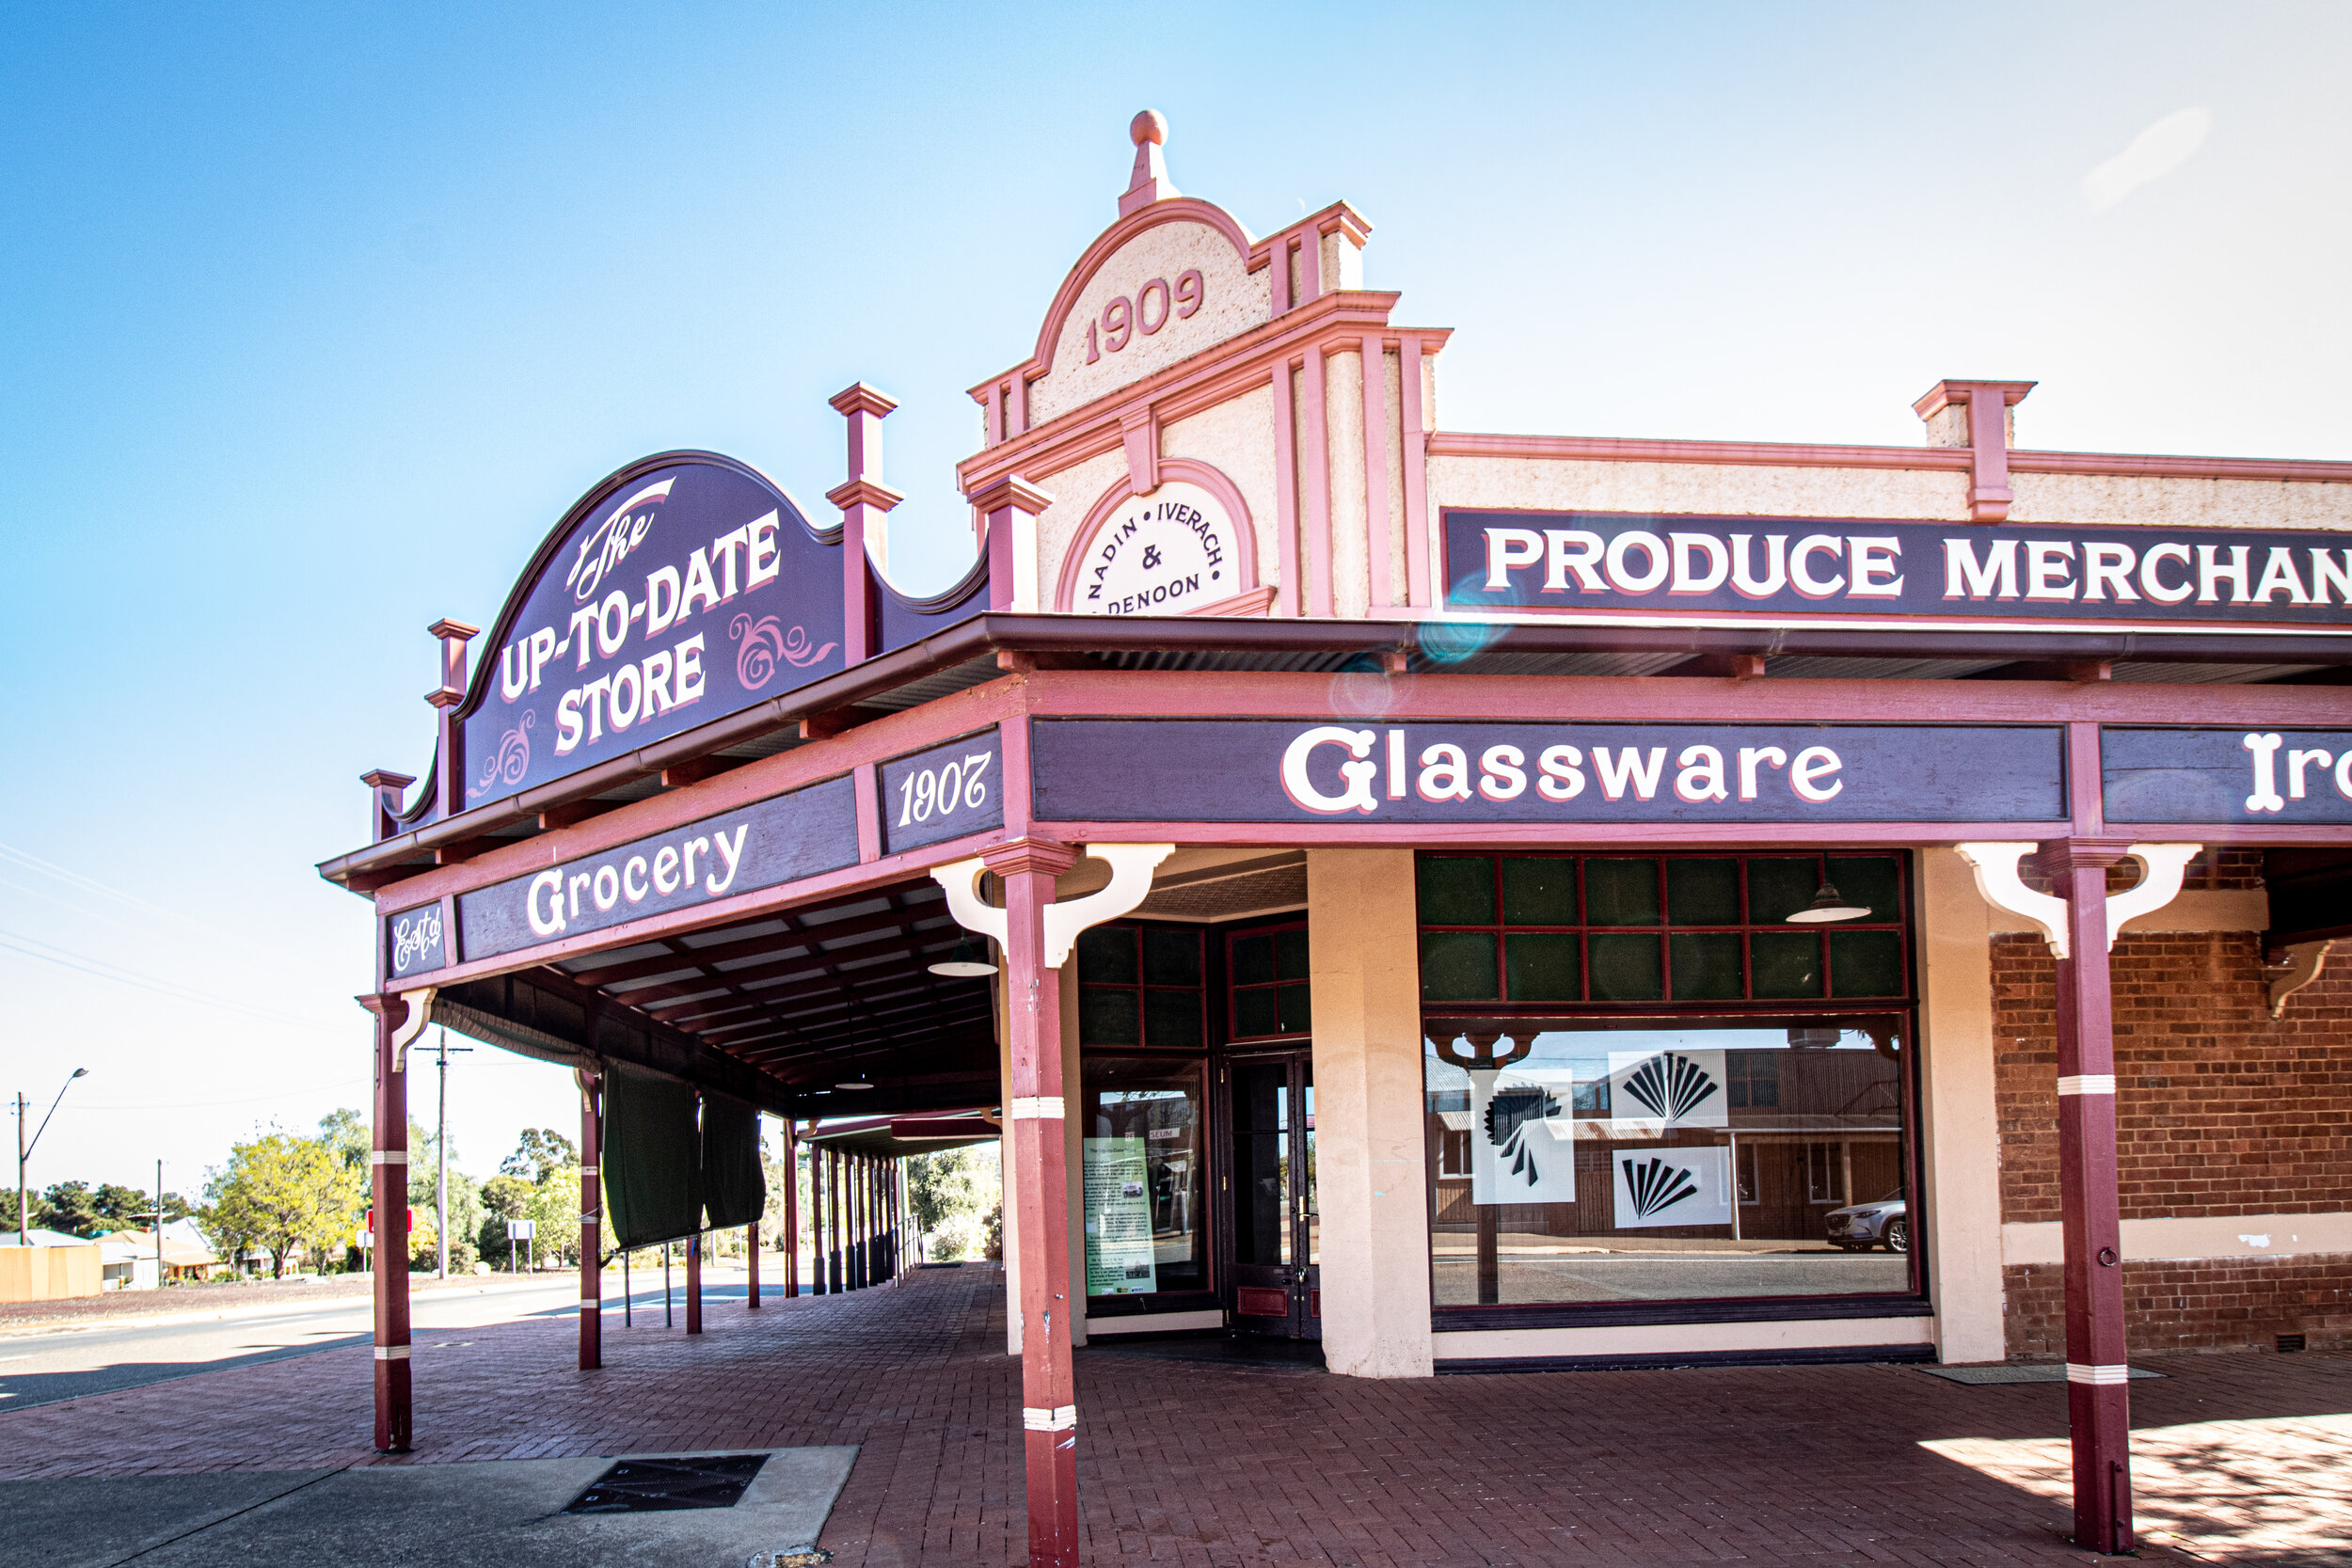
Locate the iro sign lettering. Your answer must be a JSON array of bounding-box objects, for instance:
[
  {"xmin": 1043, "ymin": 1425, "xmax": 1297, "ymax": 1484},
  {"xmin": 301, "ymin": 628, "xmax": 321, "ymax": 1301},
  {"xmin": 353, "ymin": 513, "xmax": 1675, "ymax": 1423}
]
[{"xmin": 2104, "ymin": 727, "xmax": 2352, "ymax": 824}]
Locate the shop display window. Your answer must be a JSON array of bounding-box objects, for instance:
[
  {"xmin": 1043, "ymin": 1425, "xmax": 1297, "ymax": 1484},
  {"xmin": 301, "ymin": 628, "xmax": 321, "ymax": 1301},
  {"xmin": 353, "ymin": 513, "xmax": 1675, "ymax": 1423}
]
[
  {"xmin": 1078, "ymin": 1055, "xmax": 1209, "ymax": 1296},
  {"xmin": 1419, "ymin": 849, "xmax": 1920, "ymax": 1319}
]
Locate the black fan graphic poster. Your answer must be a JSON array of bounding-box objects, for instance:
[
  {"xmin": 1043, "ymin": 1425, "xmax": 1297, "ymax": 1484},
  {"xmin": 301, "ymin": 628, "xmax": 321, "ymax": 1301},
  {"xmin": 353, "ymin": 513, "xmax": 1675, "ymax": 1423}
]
[
  {"xmin": 1465, "ymin": 1068, "xmax": 1580, "ymax": 1206},
  {"xmin": 1606, "ymin": 1049, "xmax": 1729, "ymax": 1131},
  {"xmin": 1612, "ymin": 1147, "xmax": 1734, "ymax": 1228}
]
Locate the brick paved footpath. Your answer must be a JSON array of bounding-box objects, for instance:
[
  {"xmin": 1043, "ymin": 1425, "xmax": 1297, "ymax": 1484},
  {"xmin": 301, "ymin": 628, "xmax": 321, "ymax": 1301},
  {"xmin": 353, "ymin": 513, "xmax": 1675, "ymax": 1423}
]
[{"xmin": 0, "ymin": 1265, "xmax": 2342, "ymax": 1567}]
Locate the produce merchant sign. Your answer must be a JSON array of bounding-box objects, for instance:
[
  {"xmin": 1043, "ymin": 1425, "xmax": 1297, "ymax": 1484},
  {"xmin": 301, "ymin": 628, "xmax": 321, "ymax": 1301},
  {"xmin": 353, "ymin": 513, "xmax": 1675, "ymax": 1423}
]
[{"xmin": 1446, "ymin": 510, "xmax": 2352, "ymax": 629}]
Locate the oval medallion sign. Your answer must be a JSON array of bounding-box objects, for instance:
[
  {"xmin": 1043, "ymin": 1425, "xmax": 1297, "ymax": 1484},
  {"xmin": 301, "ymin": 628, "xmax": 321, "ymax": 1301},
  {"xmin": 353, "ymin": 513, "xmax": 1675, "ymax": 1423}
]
[{"xmin": 1074, "ymin": 480, "xmax": 1244, "ymax": 616}]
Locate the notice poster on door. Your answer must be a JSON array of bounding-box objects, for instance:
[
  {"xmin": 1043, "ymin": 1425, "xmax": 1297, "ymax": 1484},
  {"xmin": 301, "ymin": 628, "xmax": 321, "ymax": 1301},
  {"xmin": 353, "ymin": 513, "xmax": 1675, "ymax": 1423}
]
[{"xmin": 1084, "ymin": 1136, "xmax": 1158, "ymax": 1296}]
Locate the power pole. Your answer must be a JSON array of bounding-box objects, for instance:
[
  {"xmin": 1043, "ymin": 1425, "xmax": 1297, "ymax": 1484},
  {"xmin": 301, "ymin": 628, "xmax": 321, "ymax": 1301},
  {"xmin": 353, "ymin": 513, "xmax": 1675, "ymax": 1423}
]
[
  {"xmin": 155, "ymin": 1160, "xmax": 165, "ymax": 1287},
  {"xmin": 16, "ymin": 1093, "xmax": 26, "ymax": 1248},
  {"xmin": 428, "ymin": 1030, "xmax": 471, "ymax": 1280}
]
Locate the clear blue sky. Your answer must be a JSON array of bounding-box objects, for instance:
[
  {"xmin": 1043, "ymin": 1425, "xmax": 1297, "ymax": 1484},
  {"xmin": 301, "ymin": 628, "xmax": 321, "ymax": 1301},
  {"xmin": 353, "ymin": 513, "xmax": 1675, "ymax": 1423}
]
[{"xmin": 3, "ymin": 4, "xmax": 2345, "ymax": 1197}]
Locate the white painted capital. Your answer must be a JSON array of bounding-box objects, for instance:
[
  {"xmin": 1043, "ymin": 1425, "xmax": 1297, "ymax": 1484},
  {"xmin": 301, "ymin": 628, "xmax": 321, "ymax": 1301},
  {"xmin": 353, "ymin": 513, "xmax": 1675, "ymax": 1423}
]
[
  {"xmin": 2105, "ymin": 844, "xmax": 2201, "ymax": 949},
  {"xmin": 1956, "ymin": 841, "xmax": 2202, "ymax": 960},
  {"xmin": 1042, "ymin": 843, "xmax": 1175, "ymax": 968},
  {"xmin": 930, "ymin": 843, "xmax": 1174, "ymax": 969},
  {"xmin": 1955, "ymin": 844, "xmax": 2070, "ymax": 958},
  {"xmin": 930, "ymin": 857, "xmax": 1009, "ymax": 952},
  {"xmin": 389, "ymin": 985, "xmax": 437, "ymax": 1073}
]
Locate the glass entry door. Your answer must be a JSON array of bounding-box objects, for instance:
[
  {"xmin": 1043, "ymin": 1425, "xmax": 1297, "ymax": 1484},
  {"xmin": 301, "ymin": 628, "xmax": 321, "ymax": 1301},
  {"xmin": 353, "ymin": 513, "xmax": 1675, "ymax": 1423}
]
[{"xmin": 1224, "ymin": 1053, "xmax": 1317, "ymax": 1339}]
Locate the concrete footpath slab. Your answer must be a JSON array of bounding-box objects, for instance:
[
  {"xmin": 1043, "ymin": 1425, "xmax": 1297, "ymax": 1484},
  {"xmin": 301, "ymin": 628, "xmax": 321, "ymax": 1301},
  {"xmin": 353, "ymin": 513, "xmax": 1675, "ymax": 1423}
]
[{"xmin": 0, "ymin": 1447, "xmax": 855, "ymax": 1568}]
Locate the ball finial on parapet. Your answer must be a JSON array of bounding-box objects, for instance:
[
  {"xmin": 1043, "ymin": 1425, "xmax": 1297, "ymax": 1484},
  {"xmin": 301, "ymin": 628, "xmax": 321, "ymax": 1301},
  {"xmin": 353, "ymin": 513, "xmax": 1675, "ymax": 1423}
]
[{"xmin": 1120, "ymin": 109, "xmax": 1177, "ymax": 215}]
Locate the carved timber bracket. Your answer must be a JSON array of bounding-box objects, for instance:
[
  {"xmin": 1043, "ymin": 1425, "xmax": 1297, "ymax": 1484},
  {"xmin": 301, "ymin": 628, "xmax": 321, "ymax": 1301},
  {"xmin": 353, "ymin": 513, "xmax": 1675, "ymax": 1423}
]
[
  {"xmin": 1954, "ymin": 842, "xmax": 2202, "ymax": 960},
  {"xmin": 389, "ymin": 985, "xmax": 437, "ymax": 1073},
  {"xmin": 931, "ymin": 843, "xmax": 1176, "ymax": 969},
  {"xmin": 2266, "ymin": 939, "xmax": 2338, "ymax": 1018}
]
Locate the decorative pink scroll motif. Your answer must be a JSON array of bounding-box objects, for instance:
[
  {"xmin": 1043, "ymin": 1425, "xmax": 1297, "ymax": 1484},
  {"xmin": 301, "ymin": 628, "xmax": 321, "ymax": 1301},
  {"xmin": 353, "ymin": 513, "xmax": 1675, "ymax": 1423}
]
[
  {"xmin": 729, "ymin": 613, "xmax": 836, "ymax": 690},
  {"xmin": 467, "ymin": 710, "xmax": 534, "ymax": 800}
]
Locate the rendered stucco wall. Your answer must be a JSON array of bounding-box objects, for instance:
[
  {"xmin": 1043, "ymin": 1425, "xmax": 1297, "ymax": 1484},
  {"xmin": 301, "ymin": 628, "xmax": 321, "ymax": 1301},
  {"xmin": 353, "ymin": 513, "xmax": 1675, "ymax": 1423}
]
[
  {"xmin": 1162, "ymin": 384, "xmax": 1280, "ymax": 597},
  {"xmin": 1915, "ymin": 847, "xmax": 2006, "ymax": 1365},
  {"xmin": 1027, "ymin": 219, "xmax": 1271, "ymax": 426},
  {"xmin": 1426, "ymin": 455, "xmax": 1970, "ymax": 523},
  {"xmin": 1306, "ymin": 847, "xmax": 1434, "ymax": 1377}
]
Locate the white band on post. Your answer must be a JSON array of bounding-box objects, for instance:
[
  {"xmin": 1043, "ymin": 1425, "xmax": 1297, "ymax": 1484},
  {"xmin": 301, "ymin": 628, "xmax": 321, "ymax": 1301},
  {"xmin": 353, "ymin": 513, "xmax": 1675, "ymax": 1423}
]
[
  {"xmin": 373, "ymin": 1345, "xmax": 410, "ymax": 1361},
  {"xmin": 1022, "ymin": 1404, "xmax": 1077, "ymax": 1431},
  {"xmin": 2065, "ymin": 1362, "xmax": 2131, "ymax": 1385},
  {"xmin": 370, "ymin": 1150, "xmax": 409, "ymax": 1165},
  {"xmin": 580, "ymin": 1164, "xmax": 599, "ymax": 1177},
  {"xmin": 1009, "ymin": 1096, "xmax": 1064, "ymax": 1120},
  {"xmin": 2058, "ymin": 1074, "xmax": 2116, "ymax": 1096}
]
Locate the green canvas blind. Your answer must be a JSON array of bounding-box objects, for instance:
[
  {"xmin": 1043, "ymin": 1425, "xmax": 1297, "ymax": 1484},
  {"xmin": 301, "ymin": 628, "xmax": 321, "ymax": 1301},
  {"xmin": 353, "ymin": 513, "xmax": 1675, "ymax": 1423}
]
[
  {"xmin": 700, "ymin": 1091, "xmax": 765, "ymax": 1230},
  {"xmin": 603, "ymin": 1063, "xmax": 703, "ymax": 1249}
]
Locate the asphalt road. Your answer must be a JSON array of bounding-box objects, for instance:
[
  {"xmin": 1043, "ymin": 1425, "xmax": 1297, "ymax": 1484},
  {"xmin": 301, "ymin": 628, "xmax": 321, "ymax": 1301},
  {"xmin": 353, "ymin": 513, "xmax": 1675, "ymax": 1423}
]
[{"xmin": 0, "ymin": 1271, "xmax": 770, "ymax": 1413}]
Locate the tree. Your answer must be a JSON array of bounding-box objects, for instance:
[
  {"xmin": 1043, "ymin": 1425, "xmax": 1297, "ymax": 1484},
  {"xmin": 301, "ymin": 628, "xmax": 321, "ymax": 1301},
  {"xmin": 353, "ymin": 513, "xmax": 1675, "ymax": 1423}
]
[
  {"xmin": 38, "ymin": 1180, "xmax": 102, "ymax": 1236},
  {"xmin": 200, "ymin": 1131, "xmax": 361, "ymax": 1276},
  {"xmin": 319, "ymin": 1107, "xmax": 370, "ymax": 1172},
  {"xmin": 907, "ymin": 1146, "xmax": 1000, "ymax": 1261},
  {"xmin": 501, "ymin": 1129, "xmax": 576, "ymax": 1183}
]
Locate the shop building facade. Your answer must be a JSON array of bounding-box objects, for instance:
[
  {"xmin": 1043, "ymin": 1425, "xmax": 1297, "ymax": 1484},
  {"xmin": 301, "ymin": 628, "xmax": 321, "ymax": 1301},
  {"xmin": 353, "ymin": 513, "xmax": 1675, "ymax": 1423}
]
[{"xmin": 326, "ymin": 116, "xmax": 2352, "ymax": 1561}]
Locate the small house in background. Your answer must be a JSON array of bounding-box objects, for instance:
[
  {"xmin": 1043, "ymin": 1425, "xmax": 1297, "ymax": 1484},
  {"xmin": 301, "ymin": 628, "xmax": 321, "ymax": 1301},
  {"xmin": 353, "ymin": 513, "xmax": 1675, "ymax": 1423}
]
[
  {"xmin": 93, "ymin": 1221, "xmax": 222, "ymax": 1289},
  {"xmin": 0, "ymin": 1229, "xmax": 103, "ymax": 1302}
]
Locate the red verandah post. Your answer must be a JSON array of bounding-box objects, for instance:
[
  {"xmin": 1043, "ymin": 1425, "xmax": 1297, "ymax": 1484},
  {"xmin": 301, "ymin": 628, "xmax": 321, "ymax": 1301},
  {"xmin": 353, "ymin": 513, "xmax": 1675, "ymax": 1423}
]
[
  {"xmin": 747, "ymin": 1218, "xmax": 760, "ymax": 1308},
  {"xmin": 578, "ymin": 1068, "xmax": 602, "ymax": 1370},
  {"xmin": 985, "ymin": 835, "xmax": 1083, "ymax": 1568},
  {"xmin": 365, "ymin": 995, "xmax": 412, "ymax": 1452},
  {"xmin": 2048, "ymin": 719, "xmax": 2135, "ymax": 1555},
  {"xmin": 686, "ymin": 1230, "xmax": 703, "ymax": 1334}
]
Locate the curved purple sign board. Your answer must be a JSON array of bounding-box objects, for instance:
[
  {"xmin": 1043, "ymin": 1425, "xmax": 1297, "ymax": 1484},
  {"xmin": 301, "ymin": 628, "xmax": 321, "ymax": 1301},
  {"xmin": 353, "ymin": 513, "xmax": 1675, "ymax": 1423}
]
[{"xmin": 453, "ymin": 453, "xmax": 843, "ymax": 809}]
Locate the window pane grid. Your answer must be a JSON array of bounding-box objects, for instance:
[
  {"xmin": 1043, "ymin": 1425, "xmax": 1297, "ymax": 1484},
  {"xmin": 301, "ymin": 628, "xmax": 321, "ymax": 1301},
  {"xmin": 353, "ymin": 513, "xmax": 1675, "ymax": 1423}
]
[
  {"xmin": 1077, "ymin": 924, "xmax": 1207, "ymax": 1050},
  {"xmin": 1228, "ymin": 922, "xmax": 1311, "ymax": 1040},
  {"xmin": 1416, "ymin": 852, "xmax": 1910, "ymax": 1006}
]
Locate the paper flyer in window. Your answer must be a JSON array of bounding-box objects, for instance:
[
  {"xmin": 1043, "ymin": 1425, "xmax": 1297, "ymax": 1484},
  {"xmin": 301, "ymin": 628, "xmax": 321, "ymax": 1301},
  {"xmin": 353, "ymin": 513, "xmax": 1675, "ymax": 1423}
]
[
  {"xmin": 1466, "ymin": 1065, "xmax": 1581, "ymax": 1206},
  {"xmin": 1082, "ymin": 1136, "xmax": 1158, "ymax": 1295},
  {"xmin": 1613, "ymin": 1144, "xmax": 1735, "ymax": 1229},
  {"xmin": 1601, "ymin": 1049, "xmax": 1730, "ymax": 1136}
]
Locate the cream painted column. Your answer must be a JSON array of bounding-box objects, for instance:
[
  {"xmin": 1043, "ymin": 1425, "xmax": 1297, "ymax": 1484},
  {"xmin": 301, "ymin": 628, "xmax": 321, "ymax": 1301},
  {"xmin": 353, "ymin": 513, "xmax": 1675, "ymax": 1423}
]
[
  {"xmin": 1307, "ymin": 848, "xmax": 1434, "ymax": 1377},
  {"xmin": 1916, "ymin": 847, "xmax": 2007, "ymax": 1364}
]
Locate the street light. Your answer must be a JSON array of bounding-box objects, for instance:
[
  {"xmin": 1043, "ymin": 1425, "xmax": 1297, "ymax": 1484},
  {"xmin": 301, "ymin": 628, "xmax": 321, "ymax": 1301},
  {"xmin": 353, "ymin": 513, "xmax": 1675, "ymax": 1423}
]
[{"xmin": 16, "ymin": 1069, "xmax": 87, "ymax": 1247}]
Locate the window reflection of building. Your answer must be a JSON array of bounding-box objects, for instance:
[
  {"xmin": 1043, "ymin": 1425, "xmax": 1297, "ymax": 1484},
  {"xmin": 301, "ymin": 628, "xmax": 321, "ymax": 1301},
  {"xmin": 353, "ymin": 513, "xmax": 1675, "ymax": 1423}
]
[{"xmin": 1417, "ymin": 850, "xmax": 1921, "ymax": 1315}]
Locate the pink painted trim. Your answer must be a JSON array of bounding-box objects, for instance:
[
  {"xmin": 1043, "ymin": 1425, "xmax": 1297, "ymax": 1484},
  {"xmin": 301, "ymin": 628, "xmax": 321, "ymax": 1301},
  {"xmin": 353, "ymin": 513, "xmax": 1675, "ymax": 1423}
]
[
  {"xmin": 1270, "ymin": 362, "xmax": 1301, "ymax": 620},
  {"xmin": 1269, "ymin": 239, "xmax": 1292, "ymax": 314},
  {"xmin": 1400, "ymin": 336, "xmax": 1432, "ymax": 608},
  {"xmin": 1360, "ymin": 332, "xmax": 1393, "ymax": 611},
  {"xmin": 367, "ymin": 679, "xmax": 1022, "ymax": 908},
  {"xmin": 1426, "ymin": 430, "xmax": 1976, "ymax": 471},
  {"xmin": 1050, "ymin": 457, "xmax": 1261, "ymax": 612},
  {"xmin": 1010, "ymin": 373, "xmax": 1027, "ymax": 438},
  {"xmin": 1302, "ymin": 348, "xmax": 1332, "ymax": 618},
  {"xmin": 1015, "ymin": 667, "xmax": 2352, "ymax": 727},
  {"xmin": 972, "ymin": 198, "xmax": 1267, "ymax": 402},
  {"xmin": 1194, "ymin": 584, "xmax": 1277, "ymax": 617},
  {"xmin": 2009, "ymin": 450, "xmax": 2352, "ymax": 483},
  {"xmin": 1119, "ymin": 410, "xmax": 1156, "ymax": 494},
  {"xmin": 958, "ymin": 291, "xmax": 1421, "ymax": 491},
  {"xmin": 1031, "ymin": 818, "xmax": 2073, "ymax": 849},
  {"xmin": 852, "ymin": 760, "xmax": 881, "ymax": 863},
  {"xmin": 998, "ymin": 714, "xmax": 1033, "ymax": 837}
]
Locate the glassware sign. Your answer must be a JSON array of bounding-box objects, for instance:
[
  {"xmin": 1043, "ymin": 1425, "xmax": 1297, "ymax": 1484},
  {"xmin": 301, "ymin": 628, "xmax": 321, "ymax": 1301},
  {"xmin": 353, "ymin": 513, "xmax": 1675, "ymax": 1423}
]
[{"xmin": 459, "ymin": 453, "xmax": 844, "ymax": 806}]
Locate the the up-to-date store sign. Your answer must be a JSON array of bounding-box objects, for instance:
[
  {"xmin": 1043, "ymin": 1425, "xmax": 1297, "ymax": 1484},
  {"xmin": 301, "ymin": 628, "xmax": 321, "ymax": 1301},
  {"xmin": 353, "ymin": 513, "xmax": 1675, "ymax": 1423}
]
[
  {"xmin": 459, "ymin": 454, "xmax": 844, "ymax": 807},
  {"xmin": 1444, "ymin": 510, "xmax": 2352, "ymax": 628}
]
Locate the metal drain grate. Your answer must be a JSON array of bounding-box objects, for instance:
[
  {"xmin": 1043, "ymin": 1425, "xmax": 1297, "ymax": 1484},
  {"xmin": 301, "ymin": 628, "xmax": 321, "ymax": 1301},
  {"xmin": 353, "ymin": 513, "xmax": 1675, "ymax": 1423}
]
[{"xmin": 564, "ymin": 1453, "xmax": 770, "ymax": 1513}]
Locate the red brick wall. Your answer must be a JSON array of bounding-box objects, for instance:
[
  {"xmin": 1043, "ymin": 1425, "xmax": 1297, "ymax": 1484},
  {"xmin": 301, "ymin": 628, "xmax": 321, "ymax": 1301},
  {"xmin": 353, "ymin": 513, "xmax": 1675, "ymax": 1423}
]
[
  {"xmin": 1991, "ymin": 926, "xmax": 2352, "ymax": 1354},
  {"xmin": 2006, "ymin": 1256, "xmax": 2351, "ymax": 1357},
  {"xmin": 1992, "ymin": 930, "xmax": 2352, "ymax": 1224}
]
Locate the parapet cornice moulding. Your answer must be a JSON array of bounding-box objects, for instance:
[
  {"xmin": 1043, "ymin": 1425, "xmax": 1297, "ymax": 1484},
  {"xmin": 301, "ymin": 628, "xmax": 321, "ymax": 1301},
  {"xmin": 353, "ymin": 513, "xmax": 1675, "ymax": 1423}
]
[
  {"xmin": 1426, "ymin": 430, "xmax": 2352, "ymax": 485},
  {"xmin": 959, "ymin": 291, "xmax": 1443, "ymax": 492}
]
